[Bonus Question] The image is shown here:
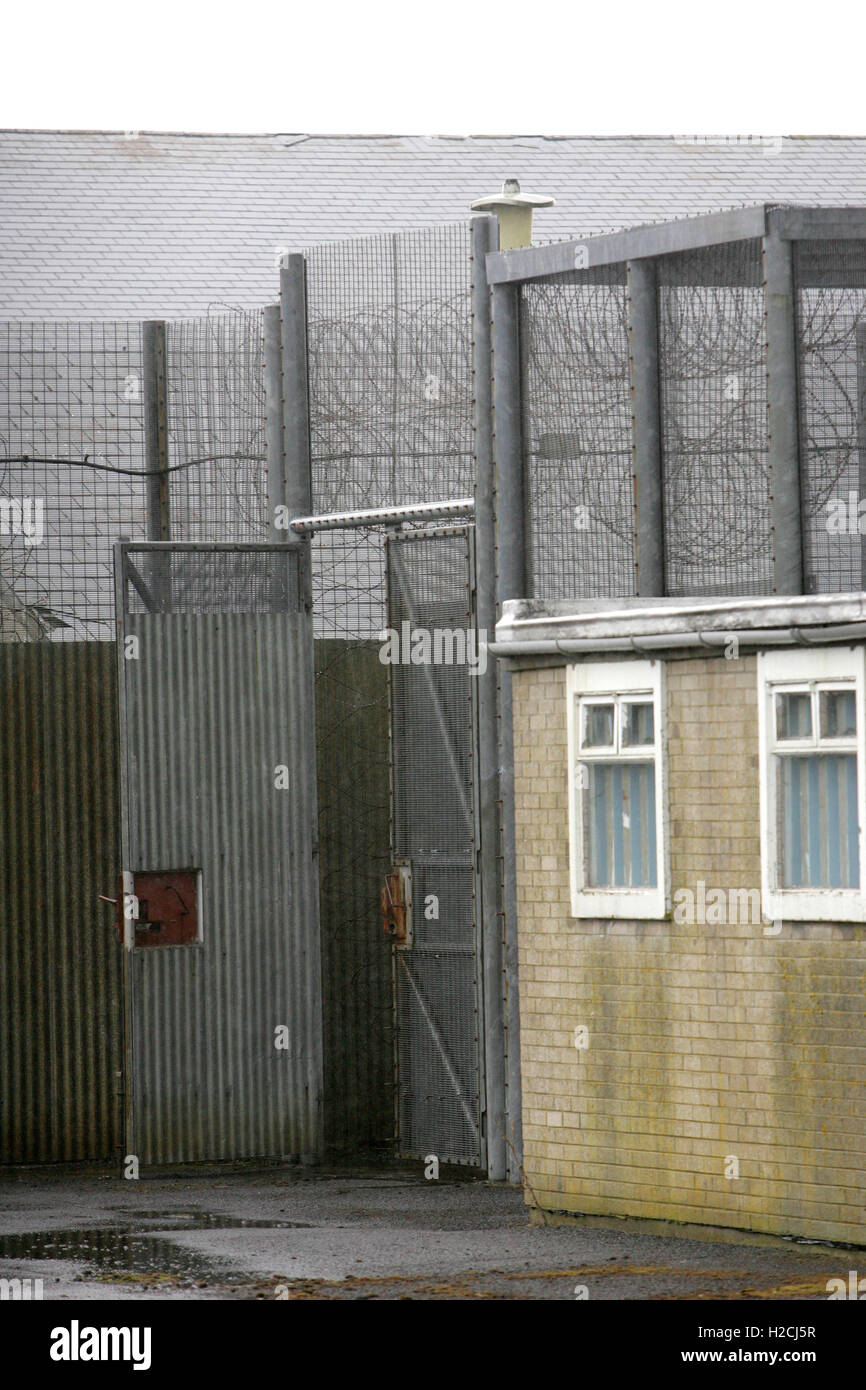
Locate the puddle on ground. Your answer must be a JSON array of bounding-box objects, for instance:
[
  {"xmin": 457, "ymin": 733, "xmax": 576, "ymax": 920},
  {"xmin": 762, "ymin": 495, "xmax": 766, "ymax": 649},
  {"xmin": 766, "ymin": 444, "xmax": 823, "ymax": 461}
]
[
  {"xmin": 0, "ymin": 1214, "xmax": 309, "ymax": 1283},
  {"xmin": 0, "ymin": 1228, "xmax": 233, "ymax": 1280},
  {"xmin": 103, "ymin": 1209, "xmax": 309, "ymax": 1230}
]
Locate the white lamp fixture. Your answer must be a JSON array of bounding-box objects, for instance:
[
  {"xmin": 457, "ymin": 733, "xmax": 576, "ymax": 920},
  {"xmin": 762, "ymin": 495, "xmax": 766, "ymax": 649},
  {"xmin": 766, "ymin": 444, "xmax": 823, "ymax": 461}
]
[{"xmin": 471, "ymin": 178, "xmax": 555, "ymax": 250}]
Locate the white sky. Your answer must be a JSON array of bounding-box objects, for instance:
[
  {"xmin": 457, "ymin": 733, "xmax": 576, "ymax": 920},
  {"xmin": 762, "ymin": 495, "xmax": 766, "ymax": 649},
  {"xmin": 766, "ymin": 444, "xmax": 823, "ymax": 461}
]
[{"xmin": 1, "ymin": 0, "xmax": 863, "ymax": 136}]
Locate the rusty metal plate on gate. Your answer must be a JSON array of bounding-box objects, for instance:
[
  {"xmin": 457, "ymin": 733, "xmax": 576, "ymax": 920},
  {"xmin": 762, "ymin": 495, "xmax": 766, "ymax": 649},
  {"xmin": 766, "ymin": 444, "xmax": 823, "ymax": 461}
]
[
  {"xmin": 117, "ymin": 870, "xmax": 200, "ymax": 947},
  {"xmin": 382, "ymin": 863, "xmax": 413, "ymax": 947}
]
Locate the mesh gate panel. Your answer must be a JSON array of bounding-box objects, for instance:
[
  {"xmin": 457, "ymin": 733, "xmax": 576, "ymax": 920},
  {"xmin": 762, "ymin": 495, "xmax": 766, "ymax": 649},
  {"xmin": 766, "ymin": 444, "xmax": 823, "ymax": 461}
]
[
  {"xmin": 658, "ymin": 238, "xmax": 771, "ymax": 596},
  {"xmin": 521, "ymin": 267, "xmax": 634, "ymax": 600},
  {"xmin": 395, "ymin": 951, "xmax": 479, "ymax": 1163},
  {"xmin": 795, "ymin": 239, "xmax": 866, "ymax": 593},
  {"xmin": 387, "ymin": 530, "xmax": 480, "ymax": 1166}
]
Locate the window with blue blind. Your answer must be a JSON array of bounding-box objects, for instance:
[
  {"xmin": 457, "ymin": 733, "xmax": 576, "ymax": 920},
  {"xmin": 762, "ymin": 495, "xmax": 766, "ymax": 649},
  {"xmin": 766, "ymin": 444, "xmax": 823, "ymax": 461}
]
[
  {"xmin": 759, "ymin": 649, "xmax": 866, "ymax": 922},
  {"xmin": 568, "ymin": 661, "xmax": 666, "ymax": 918}
]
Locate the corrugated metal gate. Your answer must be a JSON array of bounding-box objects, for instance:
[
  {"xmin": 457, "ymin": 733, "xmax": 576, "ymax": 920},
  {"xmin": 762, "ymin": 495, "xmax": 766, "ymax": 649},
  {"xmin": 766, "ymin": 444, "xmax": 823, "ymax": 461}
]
[
  {"xmin": 386, "ymin": 528, "xmax": 483, "ymax": 1167},
  {"xmin": 115, "ymin": 542, "xmax": 323, "ymax": 1166}
]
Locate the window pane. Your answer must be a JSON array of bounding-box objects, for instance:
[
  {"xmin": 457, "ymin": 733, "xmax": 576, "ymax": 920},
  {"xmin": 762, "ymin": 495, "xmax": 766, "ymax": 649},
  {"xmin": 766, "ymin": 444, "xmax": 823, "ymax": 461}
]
[
  {"xmin": 622, "ymin": 701, "xmax": 654, "ymax": 747},
  {"xmin": 778, "ymin": 753, "xmax": 859, "ymax": 889},
  {"xmin": 582, "ymin": 702, "xmax": 614, "ymax": 747},
  {"xmin": 776, "ymin": 691, "xmax": 812, "ymax": 740},
  {"xmin": 820, "ymin": 689, "xmax": 856, "ymax": 739},
  {"xmin": 584, "ymin": 761, "xmax": 657, "ymax": 888}
]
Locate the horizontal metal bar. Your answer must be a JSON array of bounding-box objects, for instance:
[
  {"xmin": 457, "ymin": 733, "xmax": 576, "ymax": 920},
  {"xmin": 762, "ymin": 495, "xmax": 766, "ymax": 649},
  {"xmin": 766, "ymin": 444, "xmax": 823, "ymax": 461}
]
[
  {"xmin": 290, "ymin": 498, "xmax": 475, "ymax": 533},
  {"xmin": 400, "ymin": 944, "xmax": 477, "ymax": 956},
  {"xmin": 406, "ymin": 855, "xmax": 474, "ymax": 867},
  {"xmin": 769, "ymin": 207, "xmax": 866, "ymax": 241},
  {"xmin": 311, "ymin": 450, "xmax": 475, "ymax": 463},
  {"xmin": 119, "ymin": 542, "xmax": 295, "ymax": 553},
  {"xmin": 486, "ymin": 204, "xmax": 770, "ymax": 283},
  {"xmin": 385, "ymin": 523, "xmax": 475, "ymax": 542},
  {"xmin": 490, "ymin": 623, "xmax": 866, "ymax": 658}
]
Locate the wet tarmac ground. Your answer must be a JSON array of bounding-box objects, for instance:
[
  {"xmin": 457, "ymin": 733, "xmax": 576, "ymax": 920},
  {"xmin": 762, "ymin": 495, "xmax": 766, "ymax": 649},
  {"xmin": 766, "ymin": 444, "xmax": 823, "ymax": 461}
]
[{"xmin": 0, "ymin": 1165, "xmax": 861, "ymax": 1300}]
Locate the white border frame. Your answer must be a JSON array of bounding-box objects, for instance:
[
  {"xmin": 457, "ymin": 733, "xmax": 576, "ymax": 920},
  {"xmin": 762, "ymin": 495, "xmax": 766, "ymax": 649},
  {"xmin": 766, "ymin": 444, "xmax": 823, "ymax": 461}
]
[
  {"xmin": 566, "ymin": 660, "xmax": 667, "ymax": 919},
  {"xmin": 757, "ymin": 646, "xmax": 866, "ymax": 923}
]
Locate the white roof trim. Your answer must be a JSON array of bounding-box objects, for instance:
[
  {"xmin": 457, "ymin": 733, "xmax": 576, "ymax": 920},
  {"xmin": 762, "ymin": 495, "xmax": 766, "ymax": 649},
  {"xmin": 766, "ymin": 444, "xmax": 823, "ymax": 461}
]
[{"xmin": 494, "ymin": 593, "xmax": 866, "ymax": 649}]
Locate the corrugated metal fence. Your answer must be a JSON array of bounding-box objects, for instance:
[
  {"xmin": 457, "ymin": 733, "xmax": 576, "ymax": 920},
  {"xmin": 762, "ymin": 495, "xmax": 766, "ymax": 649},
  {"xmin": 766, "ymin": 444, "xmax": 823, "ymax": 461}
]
[{"xmin": 0, "ymin": 642, "xmax": 121, "ymax": 1162}]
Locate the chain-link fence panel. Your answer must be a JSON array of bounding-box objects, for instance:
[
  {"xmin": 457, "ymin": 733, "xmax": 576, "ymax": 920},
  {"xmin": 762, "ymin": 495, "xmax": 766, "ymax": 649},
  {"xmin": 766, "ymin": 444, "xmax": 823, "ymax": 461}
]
[
  {"xmin": 521, "ymin": 267, "xmax": 634, "ymax": 600},
  {"xmin": 658, "ymin": 238, "xmax": 771, "ymax": 596},
  {"xmin": 795, "ymin": 239, "xmax": 866, "ymax": 594}
]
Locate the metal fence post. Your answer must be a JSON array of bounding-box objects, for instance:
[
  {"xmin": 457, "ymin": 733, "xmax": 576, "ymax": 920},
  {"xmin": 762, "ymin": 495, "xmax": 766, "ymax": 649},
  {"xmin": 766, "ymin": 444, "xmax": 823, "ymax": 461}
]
[
  {"xmin": 491, "ymin": 272, "xmax": 526, "ymax": 1184},
  {"xmin": 628, "ymin": 259, "xmax": 665, "ymax": 596},
  {"xmin": 142, "ymin": 321, "xmax": 171, "ymax": 542},
  {"xmin": 764, "ymin": 223, "xmax": 804, "ymax": 594},
  {"xmin": 264, "ymin": 302, "xmax": 286, "ymax": 545},
  {"xmin": 473, "ymin": 217, "xmax": 509, "ymax": 1183},
  {"xmin": 280, "ymin": 253, "xmax": 324, "ymax": 1162},
  {"xmin": 492, "ymin": 283, "xmax": 526, "ymax": 602},
  {"xmin": 280, "ymin": 257, "xmax": 314, "ymax": 551},
  {"xmin": 142, "ymin": 321, "xmax": 171, "ymax": 612}
]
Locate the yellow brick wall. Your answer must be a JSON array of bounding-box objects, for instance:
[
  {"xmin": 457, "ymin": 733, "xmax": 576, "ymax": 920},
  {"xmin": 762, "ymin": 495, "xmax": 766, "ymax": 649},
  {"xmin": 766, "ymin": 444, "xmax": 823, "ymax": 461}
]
[{"xmin": 513, "ymin": 655, "xmax": 866, "ymax": 1243}]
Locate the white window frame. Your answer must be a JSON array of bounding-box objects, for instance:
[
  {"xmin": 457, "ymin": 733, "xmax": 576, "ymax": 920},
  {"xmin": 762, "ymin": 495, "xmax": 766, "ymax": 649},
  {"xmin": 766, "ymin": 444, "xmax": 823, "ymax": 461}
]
[
  {"xmin": 566, "ymin": 660, "xmax": 667, "ymax": 919},
  {"xmin": 757, "ymin": 646, "xmax": 866, "ymax": 923}
]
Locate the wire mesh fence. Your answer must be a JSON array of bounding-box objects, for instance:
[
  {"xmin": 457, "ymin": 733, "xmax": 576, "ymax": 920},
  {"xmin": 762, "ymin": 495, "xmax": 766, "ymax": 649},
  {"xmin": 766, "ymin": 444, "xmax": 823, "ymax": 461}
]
[
  {"xmin": 519, "ymin": 239, "xmax": 775, "ymax": 598},
  {"xmin": 167, "ymin": 311, "xmax": 268, "ymax": 544},
  {"xmin": 123, "ymin": 545, "xmax": 299, "ymax": 616},
  {"xmin": 0, "ymin": 320, "xmax": 147, "ymax": 639},
  {"xmin": 12, "ymin": 231, "xmax": 866, "ymax": 648},
  {"xmin": 0, "ymin": 312, "xmax": 268, "ymax": 641},
  {"xmin": 658, "ymin": 238, "xmax": 771, "ymax": 596},
  {"xmin": 306, "ymin": 223, "xmax": 474, "ymax": 516},
  {"xmin": 795, "ymin": 239, "xmax": 866, "ymax": 594},
  {"xmin": 520, "ymin": 266, "xmax": 634, "ymax": 600}
]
